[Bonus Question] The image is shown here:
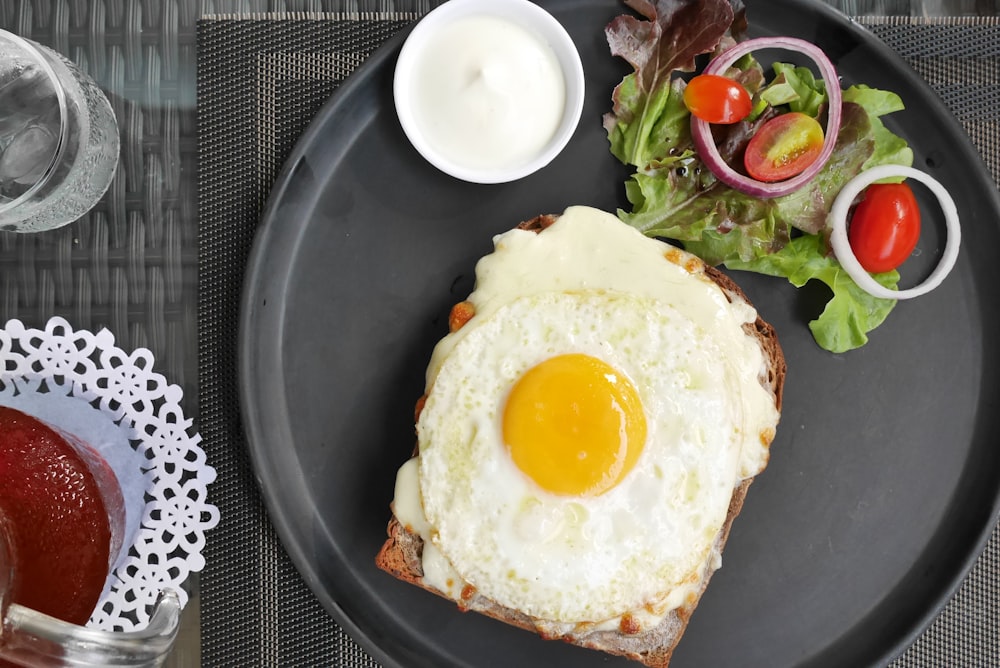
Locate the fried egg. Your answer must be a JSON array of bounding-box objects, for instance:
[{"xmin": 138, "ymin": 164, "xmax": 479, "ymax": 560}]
[{"xmin": 392, "ymin": 205, "xmax": 779, "ymax": 630}]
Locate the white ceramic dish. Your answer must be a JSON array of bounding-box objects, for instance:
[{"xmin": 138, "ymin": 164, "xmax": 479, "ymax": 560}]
[{"xmin": 393, "ymin": 0, "xmax": 585, "ymax": 184}]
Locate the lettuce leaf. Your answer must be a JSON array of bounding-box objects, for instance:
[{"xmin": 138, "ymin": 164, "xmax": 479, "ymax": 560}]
[
  {"xmin": 604, "ymin": 0, "xmax": 738, "ymax": 168},
  {"xmin": 843, "ymin": 85, "xmax": 913, "ymax": 169},
  {"xmin": 725, "ymin": 235, "xmax": 898, "ymax": 353},
  {"xmin": 761, "ymin": 63, "xmax": 826, "ymax": 116},
  {"xmin": 604, "ymin": 2, "xmax": 913, "ymax": 352}
]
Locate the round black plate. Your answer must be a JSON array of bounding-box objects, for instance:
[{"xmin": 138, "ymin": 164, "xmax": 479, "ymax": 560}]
[{"xmin": 239, "ymin": 1, "xmax": 1000, "ymax": 666}]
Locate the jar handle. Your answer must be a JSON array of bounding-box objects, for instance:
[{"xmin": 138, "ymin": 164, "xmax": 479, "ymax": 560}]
[{"xmin": 0, "ymin": 589, "xmax": 181, "ymax": 667}]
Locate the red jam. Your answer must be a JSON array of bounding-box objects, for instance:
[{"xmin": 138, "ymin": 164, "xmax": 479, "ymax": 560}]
[{"xmin": 0, "ymin": 406, "xmax": 124, "ymax": 625}]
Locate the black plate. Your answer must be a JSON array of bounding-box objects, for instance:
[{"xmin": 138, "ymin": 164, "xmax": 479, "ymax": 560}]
[{"xmin": 238, "ymin": 1, "xmax": 1000, "ymax": 666}]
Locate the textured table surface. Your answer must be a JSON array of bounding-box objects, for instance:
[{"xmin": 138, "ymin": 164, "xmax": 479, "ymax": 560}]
[{"xmin": 2, "ymin": 0, "xmax": 999, "ymax": 666}]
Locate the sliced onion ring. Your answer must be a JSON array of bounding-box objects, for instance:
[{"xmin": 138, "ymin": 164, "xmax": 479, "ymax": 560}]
[
  {"xmin": 829, "ymin": 164, "xmax": 961, "ymax": 300},
  {"xmin": 690, "ymin": 37, "xmax": 842, "ymax": 199}
]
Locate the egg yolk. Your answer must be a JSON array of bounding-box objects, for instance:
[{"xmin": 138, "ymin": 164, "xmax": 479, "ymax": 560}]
[{"xmin": 502, "ymin": 354, "xmax": 647, "ymax": 496}]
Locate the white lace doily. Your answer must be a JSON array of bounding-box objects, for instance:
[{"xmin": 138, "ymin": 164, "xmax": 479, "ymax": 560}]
[{"xmin": 0, "ymin": 316, "xmax": 218, "ymax": 631}]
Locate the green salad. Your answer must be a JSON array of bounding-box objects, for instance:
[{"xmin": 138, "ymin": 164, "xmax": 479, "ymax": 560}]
[{"xmin": 604, "ymin": 0, "xmax": 915, "ymax": 353}]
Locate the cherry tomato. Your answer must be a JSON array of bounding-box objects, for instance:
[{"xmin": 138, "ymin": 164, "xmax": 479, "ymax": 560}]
[
  {"xmin": 683, "ymin": 74, "xmax": 752, "ymax": 124},
  {"xmin": 847, "ymin": 182, "xmax": 921, "ymax": 273},
  {"xmin": 743, "ymin": 112, "xmax": 824, "ymax": 182}
]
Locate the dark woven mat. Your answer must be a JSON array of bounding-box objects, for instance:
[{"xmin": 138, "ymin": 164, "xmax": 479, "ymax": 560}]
[
  {"xmin": 197, "ymin": 15, "xmax": 416, "ymax": 666},
  {"xmin": 197, "ymin": 13, "xmax": 1000, "ymax": 668}
]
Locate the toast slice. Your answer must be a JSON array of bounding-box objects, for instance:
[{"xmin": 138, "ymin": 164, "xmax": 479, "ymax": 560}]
[{"xmin": 376, "ymin": 213, "xmax": 786, "ymax": 667}]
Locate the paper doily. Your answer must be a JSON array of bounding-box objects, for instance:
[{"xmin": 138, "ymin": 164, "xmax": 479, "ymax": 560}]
[{"xmin": 0, "ymin": 316, "xmax": 218, "ymax": 631}]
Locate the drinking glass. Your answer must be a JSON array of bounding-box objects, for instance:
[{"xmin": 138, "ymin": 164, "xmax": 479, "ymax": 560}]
[{"xmin": 0, "ymin": 29, "xmax": 119, "ymax": 233}]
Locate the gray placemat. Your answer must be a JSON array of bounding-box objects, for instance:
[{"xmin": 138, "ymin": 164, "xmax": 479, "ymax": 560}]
[
  {"xmin": 197, "ymin": 13, "xmax": 1000, "ymax": 668},
  {"xmin": 197, "ymin": 15, "xmax": 420, "ymax": 666}
]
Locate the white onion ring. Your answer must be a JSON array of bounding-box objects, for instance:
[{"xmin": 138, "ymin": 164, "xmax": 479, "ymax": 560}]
[
  {"xmin": 829, "ymin": 164, "xmax": 961, "ymax": 300},
  {"xmin": 690, "ymin": 37, "xmax": 843, "ymax": 199}
]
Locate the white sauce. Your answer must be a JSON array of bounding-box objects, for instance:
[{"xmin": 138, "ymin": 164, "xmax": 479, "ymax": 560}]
[{"xmin": 409, "ymin": 15, "xmax": 567, "ymax": 170}]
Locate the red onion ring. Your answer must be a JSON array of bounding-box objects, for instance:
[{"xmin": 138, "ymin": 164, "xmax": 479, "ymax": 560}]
[
  {"xmin": 690, "ymin": 37, "xmax": 843, "ymax": 199},
  {"xmin": 829, "ymin": 165, "xmax": 961, "ymax": 300}
]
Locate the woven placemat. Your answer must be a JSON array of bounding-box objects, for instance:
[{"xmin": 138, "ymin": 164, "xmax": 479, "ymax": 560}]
[
  {"xmin": 197, "ymin": 12, "xmax": 1000, "ymax": 668},
  {"xmin": 197, "ymin": 14, "xmax": 420, "ymax": 666}
]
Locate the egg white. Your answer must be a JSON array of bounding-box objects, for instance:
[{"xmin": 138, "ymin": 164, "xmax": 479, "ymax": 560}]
[{"xmin": 418, "ymin": 289, "xmax": 742, "ymax": 623}]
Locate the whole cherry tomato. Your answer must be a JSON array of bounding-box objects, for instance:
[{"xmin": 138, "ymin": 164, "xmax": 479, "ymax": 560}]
[
  {"xmin": 847, "ymin": 182, "xmax": 921, "ymax": 273},
  {"xmin": 683, "ymin": 74, "xmax": 752, "ymax": 124},
  {"xmin": 743, "ymin": 112, "xmax": 824, "ymax": 182}
]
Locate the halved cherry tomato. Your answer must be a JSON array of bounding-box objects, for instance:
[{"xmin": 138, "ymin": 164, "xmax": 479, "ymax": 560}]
[
  {"xmin": 847, "ymin": 182, "xmax": 921, "ymax": 273},
  {"xmin": 743, "ymin": 112, "xmax": 824, "ymax": 182},
  {"xmin": 683, "ymin": 74, "xmax": 752, "ymax": 125}
]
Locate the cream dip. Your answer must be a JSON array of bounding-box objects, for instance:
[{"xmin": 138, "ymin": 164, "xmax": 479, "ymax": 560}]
[{"xmin": 407, "ymin": 15, "xmax": 567, "ymax": 171}]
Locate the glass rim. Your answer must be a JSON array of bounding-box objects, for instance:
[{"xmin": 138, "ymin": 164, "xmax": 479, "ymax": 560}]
[{"xmin": 0, "ymin": 29, "xmax": 70, "ymax": 216}]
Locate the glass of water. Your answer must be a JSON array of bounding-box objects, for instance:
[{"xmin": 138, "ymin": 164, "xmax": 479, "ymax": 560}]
[{"xmin": 0, "ymin": 29, "xmax": 119, "ymax": 233}]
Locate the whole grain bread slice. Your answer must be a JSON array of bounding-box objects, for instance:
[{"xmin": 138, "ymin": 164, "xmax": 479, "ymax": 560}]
[{"xmin": 376, "ymin": 214, "xmax": 786, "ymax": 667}]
